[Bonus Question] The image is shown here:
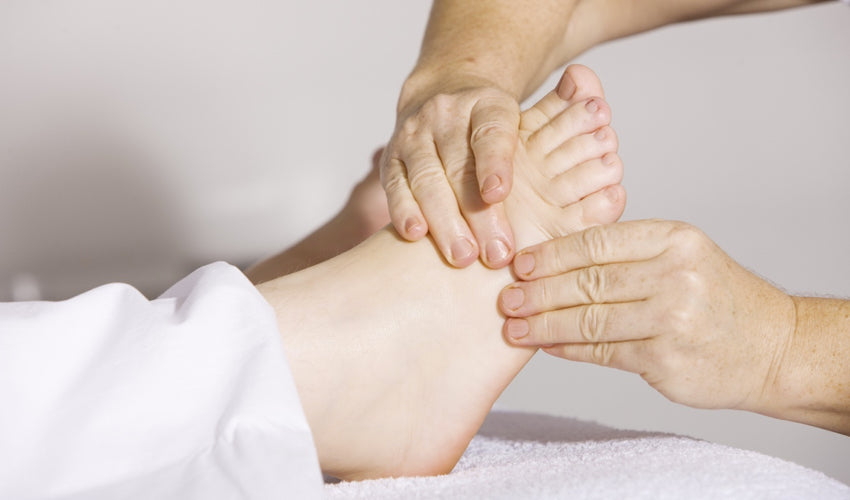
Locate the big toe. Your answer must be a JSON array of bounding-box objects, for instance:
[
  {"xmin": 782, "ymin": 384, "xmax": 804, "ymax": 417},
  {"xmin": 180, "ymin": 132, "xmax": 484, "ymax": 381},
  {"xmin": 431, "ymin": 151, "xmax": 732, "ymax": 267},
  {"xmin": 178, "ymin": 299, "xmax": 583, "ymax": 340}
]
[{"xmin": 557, "ymin": 64, "xmax": 605, "ymax": 103}]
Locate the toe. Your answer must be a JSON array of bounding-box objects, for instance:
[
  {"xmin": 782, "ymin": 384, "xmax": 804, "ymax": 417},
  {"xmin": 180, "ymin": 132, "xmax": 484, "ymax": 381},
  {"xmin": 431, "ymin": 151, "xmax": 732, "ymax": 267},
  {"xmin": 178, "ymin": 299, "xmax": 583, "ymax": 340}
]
[
  {"xmin": 558, "ymin": 64, "xmax": 605, "ymax": 103},
  {"xmin": 544, "ymin": 125, "xmax": 619, "ymax": 178},
  {"xmin": 546, "ymin": 153, "xmax": 624, "ymax": 208},
  {"xmin": 527, "ymin": 97, "xmax": 611, "ymax": 156}
]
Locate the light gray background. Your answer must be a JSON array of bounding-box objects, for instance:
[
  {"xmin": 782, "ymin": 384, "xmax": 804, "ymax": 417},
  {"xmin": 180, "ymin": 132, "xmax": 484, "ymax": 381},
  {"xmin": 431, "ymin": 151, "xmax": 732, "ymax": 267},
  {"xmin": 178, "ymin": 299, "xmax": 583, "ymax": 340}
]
[{"xmin": 1, "ymin": 0, "xmax": 848, "ymax": 486}]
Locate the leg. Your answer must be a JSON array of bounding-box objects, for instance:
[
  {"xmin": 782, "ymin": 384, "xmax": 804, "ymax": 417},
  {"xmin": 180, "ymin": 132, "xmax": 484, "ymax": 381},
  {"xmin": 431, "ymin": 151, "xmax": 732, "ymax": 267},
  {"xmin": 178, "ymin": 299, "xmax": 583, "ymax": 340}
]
[
  {"xmin": 244, "ymin": 148, "xmax": 391, "ymax": 283},
  {"xmin": 258, "ymin": 65, "xmax": 624, "ymax": 480}
]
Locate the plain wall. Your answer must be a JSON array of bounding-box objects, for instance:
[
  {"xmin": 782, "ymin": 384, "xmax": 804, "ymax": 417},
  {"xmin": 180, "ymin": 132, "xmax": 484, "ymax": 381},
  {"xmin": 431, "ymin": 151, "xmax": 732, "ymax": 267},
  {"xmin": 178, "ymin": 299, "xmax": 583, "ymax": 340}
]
[{"xmin": 1, "ymin": 0, "xmax": 848, "ymax": 485}]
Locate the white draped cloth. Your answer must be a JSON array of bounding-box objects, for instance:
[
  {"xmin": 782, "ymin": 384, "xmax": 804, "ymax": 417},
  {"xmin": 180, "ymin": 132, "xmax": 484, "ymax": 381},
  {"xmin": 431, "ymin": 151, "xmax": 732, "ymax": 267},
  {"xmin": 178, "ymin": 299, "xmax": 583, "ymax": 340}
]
[{"xmin": 0, "ymin": 262, "xmax": 323, "ymax": 500}]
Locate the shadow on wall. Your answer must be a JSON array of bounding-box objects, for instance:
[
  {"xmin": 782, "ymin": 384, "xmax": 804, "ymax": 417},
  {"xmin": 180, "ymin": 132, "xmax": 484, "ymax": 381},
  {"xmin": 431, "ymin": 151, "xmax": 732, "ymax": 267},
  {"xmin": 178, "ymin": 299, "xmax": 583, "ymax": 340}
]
[{"xmin": 0, "ymin": 116, "xmax": 190, "ymax": 301}]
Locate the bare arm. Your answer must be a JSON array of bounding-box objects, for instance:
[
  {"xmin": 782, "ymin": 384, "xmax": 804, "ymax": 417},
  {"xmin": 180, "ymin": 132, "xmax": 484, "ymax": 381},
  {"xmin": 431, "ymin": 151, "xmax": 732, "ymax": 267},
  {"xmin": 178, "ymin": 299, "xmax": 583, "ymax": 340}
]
[
  {"xmin": 567, "ymin": 0, "xmax": 831, "ymax": 54},
  {"xmin": 765, "ymin": 296, "xmax": 850, "ymax": 435}
]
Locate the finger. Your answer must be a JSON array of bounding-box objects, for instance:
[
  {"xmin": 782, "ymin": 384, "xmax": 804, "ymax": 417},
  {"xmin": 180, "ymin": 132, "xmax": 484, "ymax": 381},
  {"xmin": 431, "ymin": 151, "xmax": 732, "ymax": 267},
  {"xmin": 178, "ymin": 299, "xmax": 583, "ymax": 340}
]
[
  {"xmin": 546, "ymin": 153, "xmax": 623, "ymax": 208},
  {"xmin": 528, "ymin": 97, "xmax": 611, "ymax": 156},
  {"xmin": 435, "ymin": 121, "xmax": 515, "ymax": 268},
  {"xmin": 381, "ymin": 153, "xmax": 428, "ymax": 241},
  {"xmin": 513, "ymin": 219, "xmax": 676, "ymax": 281},
  {"xmin": 469, "ymin": 95, "xmax": 520, "ymax": 204},
  {"xmin": 542, "ymin": 340, "xmax": 647, "ymax": 375},
  {"xmin": 544, "ymin": 126, "xmax": 619, "ymax": 178},
  {"xmin": 403, "ymin": 139, "xmax": 479, "ymax": 267},
  {"xmin": 499, "ymin": 260, "xmax": 653, "ymax": 317},
  {"xmin": 503, "ymin": 301, "xmax": 656, "ymax": 346}
]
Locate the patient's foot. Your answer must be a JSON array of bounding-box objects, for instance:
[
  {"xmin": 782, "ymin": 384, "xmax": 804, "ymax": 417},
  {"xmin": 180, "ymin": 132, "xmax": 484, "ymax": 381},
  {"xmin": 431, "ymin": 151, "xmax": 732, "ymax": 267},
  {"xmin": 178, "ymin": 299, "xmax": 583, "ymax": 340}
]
[
  {"xmin": 245, "ymin": 149, "xmax": 390, "ymax": 283},
  {"xmin": 257, "ymin": 65, "xmax": 625, "ymax": 480}
]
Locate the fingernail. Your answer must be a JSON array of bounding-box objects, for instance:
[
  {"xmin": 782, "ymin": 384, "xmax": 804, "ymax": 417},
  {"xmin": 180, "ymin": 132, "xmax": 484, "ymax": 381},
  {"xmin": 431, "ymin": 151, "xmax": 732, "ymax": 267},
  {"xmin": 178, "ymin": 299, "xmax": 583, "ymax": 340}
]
[
  {"xmin": 404, "ymin": 217, "xmax": 422, "ymax": 234},
  {"xmin": 482, "ymin": 174, "xmax": 502, "ymax": 195},
  {"xmin": 450, "ymin": 238, "xmax": 475, "ymax": 262},
  {"xmin": 485, "ymin": 238, "xmax": 510, "ymax": 264},
  {"xmin": 602, "ymin": 152, "xmax": 616, "ymax": 166},
  {"xmin": 594, "ymin": 128, "xmax": 607, "ymax": 141},
  {"xmin": 506, "ymin": 319, "xmax": 530, "ymax": 340},
  {"xmin": 558, "ymin": 72, "xmax": 577, "ymax": 100},
  {"xmin": 585, "ymin": 98, "xmax": 599, "ymax": 113},
  {"xmin": 605, "ymin": 185, "xmax": 621, "ymax": 202},
  {"xmin": 514, "ymin": 252, "xmax": 535, "ymax": 276},
  {"xmin": 501, "ymin": 287, "xmax": 525, "ymax": 311}
]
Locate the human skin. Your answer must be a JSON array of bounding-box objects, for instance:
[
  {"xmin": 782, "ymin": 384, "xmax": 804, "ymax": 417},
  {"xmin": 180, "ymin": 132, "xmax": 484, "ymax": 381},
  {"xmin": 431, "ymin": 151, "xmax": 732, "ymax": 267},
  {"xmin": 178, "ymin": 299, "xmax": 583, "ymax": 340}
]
[
  {"xmin": 254, "ymin": 67, "xmax": 625, "ymax": 480},
  {"xmin": 385, "ymin": 0, "xmax": 827, "ymax": 268},
  {"xmin": 498, "ymin": 220, "xmax": 850, "ymax": 435}
]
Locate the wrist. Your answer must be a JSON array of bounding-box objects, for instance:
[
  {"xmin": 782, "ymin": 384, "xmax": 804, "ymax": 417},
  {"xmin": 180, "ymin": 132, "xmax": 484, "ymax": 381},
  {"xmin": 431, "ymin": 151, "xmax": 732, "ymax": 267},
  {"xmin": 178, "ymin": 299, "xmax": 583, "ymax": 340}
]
[
  {"xmin": 398, "ymin": 63, "xmax": 520, "ymax": 118},
  {"xmin": 755, "ymin": 296, "xmax": 850, "ymax": 434}
]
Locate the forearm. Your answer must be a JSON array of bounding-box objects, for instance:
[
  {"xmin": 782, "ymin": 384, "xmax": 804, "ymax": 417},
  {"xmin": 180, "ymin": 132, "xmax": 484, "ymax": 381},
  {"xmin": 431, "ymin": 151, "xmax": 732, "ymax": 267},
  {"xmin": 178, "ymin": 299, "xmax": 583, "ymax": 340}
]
[
  {"xmin": 575, "ymin": 0, "xmax": 829, "ymax": 48},
  {"xmin": 762, "ymin": 296, "xmax": 850, "ymax": 435},
  {"xmin": 400, "ymin": 0, "xmax": 578, "ymax": 113}
]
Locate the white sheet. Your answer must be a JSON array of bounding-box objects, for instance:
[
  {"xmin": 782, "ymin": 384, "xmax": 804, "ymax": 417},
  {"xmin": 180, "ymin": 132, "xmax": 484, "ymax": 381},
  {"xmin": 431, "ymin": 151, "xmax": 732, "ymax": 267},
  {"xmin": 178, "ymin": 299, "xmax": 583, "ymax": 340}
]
[
  {"xmin": 326, "ymin": 410, "xmax": 850, "ymax": 499},
  {"xmin": 0, "ymin": 263, "xmax": 323, "ymax": 500}
]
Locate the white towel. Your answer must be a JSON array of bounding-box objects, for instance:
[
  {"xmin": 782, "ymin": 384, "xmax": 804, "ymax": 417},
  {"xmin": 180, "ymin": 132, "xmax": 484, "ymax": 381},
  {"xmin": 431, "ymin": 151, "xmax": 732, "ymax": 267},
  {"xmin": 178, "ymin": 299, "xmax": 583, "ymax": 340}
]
[{"xmin": 326, "ymin": 411, "xmax": 849, "ymax": 499}]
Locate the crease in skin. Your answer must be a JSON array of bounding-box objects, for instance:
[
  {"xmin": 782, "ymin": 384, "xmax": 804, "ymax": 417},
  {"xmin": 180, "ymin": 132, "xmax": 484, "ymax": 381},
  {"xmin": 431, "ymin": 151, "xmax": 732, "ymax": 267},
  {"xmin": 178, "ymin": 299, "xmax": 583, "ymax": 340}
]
[{"xmin": 757, "ymin": 293, "xmax": 797, "ymax": 412}]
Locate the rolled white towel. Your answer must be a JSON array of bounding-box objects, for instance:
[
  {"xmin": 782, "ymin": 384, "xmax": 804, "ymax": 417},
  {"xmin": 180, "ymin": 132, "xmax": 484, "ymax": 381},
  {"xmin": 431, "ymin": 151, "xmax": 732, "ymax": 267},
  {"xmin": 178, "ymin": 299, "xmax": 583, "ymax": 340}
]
[{"xmin": 326, "ymin": 411, "xmax": 850, "ymax": 500}]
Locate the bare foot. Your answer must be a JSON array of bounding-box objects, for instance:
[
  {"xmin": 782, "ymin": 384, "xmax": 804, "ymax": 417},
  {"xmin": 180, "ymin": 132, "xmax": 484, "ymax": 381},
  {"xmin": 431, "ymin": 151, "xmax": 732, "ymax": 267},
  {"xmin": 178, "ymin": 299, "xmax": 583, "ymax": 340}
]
[
  {"xmin": 245, "ymin": 148, "xmax": 390, "ymax": 283},
  {"xmin": 257, "ymin": 65, "xmax": 624, "ymax": 480}
]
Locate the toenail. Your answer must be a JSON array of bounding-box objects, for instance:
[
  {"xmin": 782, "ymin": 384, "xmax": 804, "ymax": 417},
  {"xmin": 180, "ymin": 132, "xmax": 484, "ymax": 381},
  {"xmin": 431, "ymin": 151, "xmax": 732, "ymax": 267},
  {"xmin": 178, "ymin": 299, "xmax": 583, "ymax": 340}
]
[
  {"xmin": 605, "ymin": 186, "xmax": 621, "ymax": 202},
  {"xmin": 405, "ymin": 217, "xmax": 422, "ymax": 234},
  {"xmin": 486, "ymin": 239, "xmax": 510, "ymax": 264},
  {"xmin": 450, "ymin": 238, "xmax": 475, "ymax": 262},
  {"xmin": 501, "ymin": 287, "xmax": 525, "ymax": 311},
  {"xmin": 514, "ymin": 252, "xmax": 535, "ymax": 276},
  {"xmin": 594, "ymin": 128, "xmax": 607, "ymax": 141},
  {"xmin": 602, "ymin": 153, "xmax": 617, "ymax": 166},
  {"xmin": 585, "ymin": 98, "xmax": 599, "ymax": 113},
  {"xmin": 506, "ymin": 319, "xmax": 530, "ymax": 340},
  {"xmin": 558, "ymin": 73, "xmax": 577, "ymax": 100},
  {"xmin": 482, "ymin": 174, "xmax": 502, "ymax": 195}
]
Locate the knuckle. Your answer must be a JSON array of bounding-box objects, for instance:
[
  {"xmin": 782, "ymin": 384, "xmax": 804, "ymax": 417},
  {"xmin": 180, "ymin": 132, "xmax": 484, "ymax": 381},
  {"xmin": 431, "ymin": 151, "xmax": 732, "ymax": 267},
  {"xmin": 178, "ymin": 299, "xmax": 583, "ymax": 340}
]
[
  {"xmin": 381, "ymin": 172, "xmax": 409, "ymax": 195},
  {"xmin": 590, "ymin": 342, "xmax": 615, "ymax": 366},
  {"xmin": 576, "ymin": 266, "xmax": 605, "ymax": 303},
  {"xmin": 407, "ymin": 165, "xmax": 447, "ymax": 193},
  {"xmin": 668, "ymin": 223, "xmax": 707, "ymax": 255},
  {"xmin": 470, "ymin": 121, "xmax": 514, "ymax": 146},
  {"xmin": 664, "ymin": 300, "xmax": 697, "ymax": 336},
  {"xmin": 578, "ymin": 304, "xmax": 605, "ymax": 342},
  {"xmin": 580, "ymin": 225, "xmax": 611, "ymax": 265}
]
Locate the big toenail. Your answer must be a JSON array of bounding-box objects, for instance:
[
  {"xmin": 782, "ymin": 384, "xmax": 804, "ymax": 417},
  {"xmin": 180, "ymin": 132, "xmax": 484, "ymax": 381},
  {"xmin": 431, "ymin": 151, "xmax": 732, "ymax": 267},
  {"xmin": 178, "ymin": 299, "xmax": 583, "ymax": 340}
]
[
  {"xmin": 482, "ymin": 175, "xmax": 502, "ymax": 194},
  {"xmin": 514, "ymin": 253, "xmax": 535, "ymax": 275},
  {"xmin": 450, "ymin": 238, "xmax": 475, "ymax": 262},
  {"xmin": 405, "ymin": 217, "xmax": 422, "ymax": 234},
  {"xmin": 501, "ymin": 287, "xmax": 525, "ymax": 310},
  {"xmin": 585, "ymin": 98, "xmax": 599, "ymax": 113},
  {"xmin": 594, "ymin": 128, "xmax": 607, "ymax": 141},
  {"xmin": 558, "ymin": 73, "xmax": 577, "ymax": 100},
  {"xmin": 486, "ymin": 239, "xmax": 510, "ymax": 264},
  {"xmin": 507, "ymin": 319, "xmax": 530, "ymax": 340}
]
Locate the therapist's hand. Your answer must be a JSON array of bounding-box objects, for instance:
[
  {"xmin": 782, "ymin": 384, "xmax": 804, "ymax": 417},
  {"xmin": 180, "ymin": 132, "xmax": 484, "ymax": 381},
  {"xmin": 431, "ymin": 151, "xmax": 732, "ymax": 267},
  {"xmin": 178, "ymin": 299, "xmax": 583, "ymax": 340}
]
[
  {"xmin": 382, "ymin": 77, "xmax": 520, "ymax": 269},
  {"xmin": 498, "ymin": 219, "xmax": 797, "ymax": 412}
]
